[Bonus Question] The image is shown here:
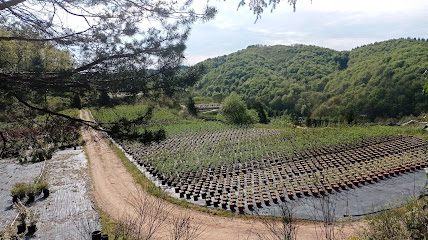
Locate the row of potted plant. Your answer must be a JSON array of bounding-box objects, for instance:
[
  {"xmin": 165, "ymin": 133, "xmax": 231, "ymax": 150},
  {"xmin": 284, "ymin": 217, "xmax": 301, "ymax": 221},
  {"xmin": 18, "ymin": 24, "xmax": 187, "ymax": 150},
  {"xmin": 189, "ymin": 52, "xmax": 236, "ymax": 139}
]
[{"xmin": 10, "ymin": 179, "xmax": 50, "ymax": 204}]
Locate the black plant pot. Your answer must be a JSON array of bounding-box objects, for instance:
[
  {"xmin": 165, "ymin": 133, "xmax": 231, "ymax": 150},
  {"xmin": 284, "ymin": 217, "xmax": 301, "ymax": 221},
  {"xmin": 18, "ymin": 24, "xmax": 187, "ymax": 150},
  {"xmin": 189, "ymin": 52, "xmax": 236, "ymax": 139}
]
[
  {"xmin": 91, "ymin": 230, "xmax": 101, "ymax": 240},
  {"xmin": 43, "ymin": 189, "xmax": 50, "ymax": 198},
  {"xmin": 17, "ymin": 223, "xmax": 26, "ymax": 234},
  {"xmin": 27, "ymin": 194, "xmax": 35, "ymax": 203},
  {"xmin": 27, "ymin": 225, "xmax": 37, "ymax": 235}
]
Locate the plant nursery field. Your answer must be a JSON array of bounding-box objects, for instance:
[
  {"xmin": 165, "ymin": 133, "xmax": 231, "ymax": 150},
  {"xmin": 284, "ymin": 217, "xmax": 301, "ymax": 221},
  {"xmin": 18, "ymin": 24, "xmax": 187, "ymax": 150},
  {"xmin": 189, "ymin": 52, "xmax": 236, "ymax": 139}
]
[{"xmin": 92, "ymin": 106, "xmax": 428, "ymax": 215}]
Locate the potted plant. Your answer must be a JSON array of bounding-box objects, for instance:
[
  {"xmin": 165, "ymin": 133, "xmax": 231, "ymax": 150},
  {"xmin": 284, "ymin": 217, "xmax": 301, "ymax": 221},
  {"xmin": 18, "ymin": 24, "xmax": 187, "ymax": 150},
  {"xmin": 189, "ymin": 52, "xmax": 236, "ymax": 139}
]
[
  {"xmin": 26, "ymin": 209, "xmax": 39, "ymax": 236},
  {"xmin": 36, "ymin": 180, "xmax": 50, "ymax": 198},
  {"xmin": 15, "ymin": 202, "xmax": 27, "ymax": 234},
  {"xmin": 26, "ymin": 185, "xmax": 36, "ymax": 203},
  {"xmin": 237, "ymin": 203, "xmax": 244, "ymax": 212},
  {"xmin": 10, "ymin": 182, "xmax": 28, "ymax": 203}
]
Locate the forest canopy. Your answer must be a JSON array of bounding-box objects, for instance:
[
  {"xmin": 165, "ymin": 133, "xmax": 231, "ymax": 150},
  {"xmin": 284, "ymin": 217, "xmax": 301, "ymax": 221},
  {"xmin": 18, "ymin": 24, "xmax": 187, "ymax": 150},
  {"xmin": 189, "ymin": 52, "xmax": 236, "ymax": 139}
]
[
  {"xmin": 193, "ymin": 39, "xmax": 428, "ymax": 122},
  {"xmin": 0, "ymin": 0, "xmax": 299, "ymax": 158}
]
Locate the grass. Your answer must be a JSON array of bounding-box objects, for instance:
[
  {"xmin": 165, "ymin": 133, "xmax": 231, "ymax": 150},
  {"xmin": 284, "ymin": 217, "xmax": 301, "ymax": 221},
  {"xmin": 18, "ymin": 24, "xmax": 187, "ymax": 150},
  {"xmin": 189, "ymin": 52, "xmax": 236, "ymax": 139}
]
[
  {"xmin": 96, "ymin": 207, "xmax": 122, "ymax": 240},
  {"xmin": 193, "ymin": 96, "xmax": 214, "ymax": 104},
  {"xmin": 91, "ymin": 103, "xmax": 231, "ymax": 135},
  {"xmin": 197, "ymin": 111, "xmax": 219, "ymax": 121},
  {"xmin": 352, "ymin": 193, "xmax": 428, "ymax": 240},
  {"xmin": 91, "ymin": 104, "xmax": 181, "ymax": 124}
]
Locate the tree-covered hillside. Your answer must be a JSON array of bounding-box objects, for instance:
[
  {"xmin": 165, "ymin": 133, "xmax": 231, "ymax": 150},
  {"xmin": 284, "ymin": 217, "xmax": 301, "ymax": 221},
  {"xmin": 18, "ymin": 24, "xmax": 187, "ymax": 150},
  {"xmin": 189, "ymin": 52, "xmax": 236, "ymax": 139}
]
[{"xmin": 193, "ymin": 39, "xmax": 428, "ymax": 122}]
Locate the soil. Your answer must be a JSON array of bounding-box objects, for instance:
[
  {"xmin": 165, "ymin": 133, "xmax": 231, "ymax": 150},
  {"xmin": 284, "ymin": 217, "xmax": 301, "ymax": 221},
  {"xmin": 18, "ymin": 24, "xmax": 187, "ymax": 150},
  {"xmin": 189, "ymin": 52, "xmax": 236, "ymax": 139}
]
[{"xmin": 81, "ymin": 110, "xmax": 360, "ymax": 240}]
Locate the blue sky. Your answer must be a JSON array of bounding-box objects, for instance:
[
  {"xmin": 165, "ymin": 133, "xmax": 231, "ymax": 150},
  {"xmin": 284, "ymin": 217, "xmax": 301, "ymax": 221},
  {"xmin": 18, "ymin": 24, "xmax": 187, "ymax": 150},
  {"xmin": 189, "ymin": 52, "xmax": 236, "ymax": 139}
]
[{"xmin": 183, "ymin": 0, "xmax": 428, "ymax": 65}]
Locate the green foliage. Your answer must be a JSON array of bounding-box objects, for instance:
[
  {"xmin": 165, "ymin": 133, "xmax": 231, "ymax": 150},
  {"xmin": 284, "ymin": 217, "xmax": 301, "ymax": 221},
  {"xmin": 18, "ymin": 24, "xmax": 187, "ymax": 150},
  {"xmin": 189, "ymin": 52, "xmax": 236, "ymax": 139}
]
[
  {"xmin": 146, "ymin": 121, "xmax": 228, "ymax": 135},
  {"xmin": 316, "ymin": 39, "xmax": 428, "ymax": 121},
  {"xmin": 98, "ymin": 91, "xmax": 111, "ymax": 107},
  {"xmin": 246, "ymin": 97, "xmax": 269, "ymax": 124},
  {"xmin": 186, "ymin": 97, "xmax": 197, "ymax": 116},
  {"xmin": 10, "ymin": 178, "xmax": 49, "ymax": 202},
  {"xmin": 194, "ymin": 44, "xmax": 341, "ymax": 117},
  {"xmin": 220, "ymin": 92, "xmax": 258, "ymax": 125},
  {"xmin": 269, "ymin": 115, "xmax": 294, "ymax": 129},
  {"xmin": 197, "ymin": 111, "xmax": 218, "ymax": 121},
  {"xmin": 34, "ymin": 179, "xmax": 49, "ymax": 193},
  {"xmin": 10, "ymin": 182, "xmax": 28, "ymax": 199},
  {"xmin": 70, "ymin": 94, "xmax": 82, "ymax": 109},
  {"xmin": 357, "ymin": 197, "xmax": 428, "ymax": 240},
  {"xmin": 0, "ymin": 29, "xmax": 73, "ymax": 73},
  {"xmin": 0, "ymin": 0, "xmax": 216, "ymax": 157},
  {"xmin": 194, "ymin": 39, "xmax": 428, "ymax": 121},
  {"xmin": 91, "ymin": 104, "xmax": 181, "ymax": 124},
  {"xmin": 130, "ymin": 124, "xmax": 424, "ymax": 176},
  {"xmin": 91, "ymin": 104, "xmax": 185, "ymax": 144},
  {"xmin": 193, "ymin": 96, "xmax": 213, "ymax": 104}
]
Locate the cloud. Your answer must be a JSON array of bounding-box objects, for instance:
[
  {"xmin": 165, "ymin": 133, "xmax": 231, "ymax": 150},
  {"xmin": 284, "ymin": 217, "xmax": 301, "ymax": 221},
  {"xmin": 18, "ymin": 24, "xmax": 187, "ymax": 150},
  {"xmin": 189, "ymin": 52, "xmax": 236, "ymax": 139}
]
[
  {"xmin": 298, "ymin": 0, "xmax": 428, "ymax": 15},
  {"xmin": 183, "ymin": 0, "xmax": 428, "ymax": 65}
]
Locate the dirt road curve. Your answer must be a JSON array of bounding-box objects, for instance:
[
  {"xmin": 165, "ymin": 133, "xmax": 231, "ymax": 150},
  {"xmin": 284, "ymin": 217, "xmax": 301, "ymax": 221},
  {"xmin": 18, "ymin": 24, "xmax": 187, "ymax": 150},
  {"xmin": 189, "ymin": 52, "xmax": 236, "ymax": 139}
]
[{"xmin": 81, "ymin": 110, "xmax": 359, "ymax": 240}]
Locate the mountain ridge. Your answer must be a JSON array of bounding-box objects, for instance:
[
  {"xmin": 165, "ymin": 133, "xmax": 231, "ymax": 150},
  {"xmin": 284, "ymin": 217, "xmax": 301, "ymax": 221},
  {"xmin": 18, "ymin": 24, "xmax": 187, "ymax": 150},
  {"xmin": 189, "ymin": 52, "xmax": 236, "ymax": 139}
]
[{"xmin": 193, "ymin": 38, "xmax": 428, "ymax": 122}]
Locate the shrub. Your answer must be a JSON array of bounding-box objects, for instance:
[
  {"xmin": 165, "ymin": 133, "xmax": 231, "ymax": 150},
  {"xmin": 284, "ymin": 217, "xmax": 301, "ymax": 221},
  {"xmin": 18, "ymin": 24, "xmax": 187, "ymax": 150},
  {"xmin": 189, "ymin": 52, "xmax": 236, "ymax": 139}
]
[
  {"xmin": 34, "ymin": 180, "xmax": 49, "ymax": 195},
  {"xmin": 10, "ymin": 182, "xmax": 28, "ymax": 200},
  {"xmin": 357, "ymin": 197, "xmax": 428, "ymax": 240},
  {"xmin": 70, "ymin": 93, "xmax": 82, "ymax": 109},
  {"xmin": 186, "ymin": 97, "xmax": 197, "ymax": 116},
  {"xmin": 11, "ymin": 180, "xmax": 50, "ymax": 203},
  {"xmin": 25, "ymin": 184, "xmax": 37, "ymax": 202},
  {"xmin": 219, "ymin": 92, "xmax": 258, "ymax": 125}
]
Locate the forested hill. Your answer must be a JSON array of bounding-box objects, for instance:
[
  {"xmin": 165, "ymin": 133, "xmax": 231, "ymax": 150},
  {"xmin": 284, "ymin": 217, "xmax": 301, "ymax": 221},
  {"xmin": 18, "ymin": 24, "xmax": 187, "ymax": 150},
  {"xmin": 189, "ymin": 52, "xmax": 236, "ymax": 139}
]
[{"xmin": 193, "ymin": 39, "xmax": 428, "ymax": 122}]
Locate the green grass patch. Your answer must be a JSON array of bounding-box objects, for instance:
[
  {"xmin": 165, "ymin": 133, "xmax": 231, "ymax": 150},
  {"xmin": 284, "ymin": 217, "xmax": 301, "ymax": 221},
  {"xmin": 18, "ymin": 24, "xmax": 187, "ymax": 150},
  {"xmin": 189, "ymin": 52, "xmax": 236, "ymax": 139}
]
[
  {"xmin": 91, "ymin": 104, "xmax": 150, "ymax": 123},
  {"xmin": 193, "ymin": 96, "xmax": 213, "ymax": 104},
  {"xmin": 91, "ymin": 104, "xmax": 180, "ymax": 124},
  {"xmin": 96, "ymin": 207, "xmax": 122, "ymax": 240},
  {"xmin": 197, "ymin": 111, "xmax": 219, "ymax": 121}
]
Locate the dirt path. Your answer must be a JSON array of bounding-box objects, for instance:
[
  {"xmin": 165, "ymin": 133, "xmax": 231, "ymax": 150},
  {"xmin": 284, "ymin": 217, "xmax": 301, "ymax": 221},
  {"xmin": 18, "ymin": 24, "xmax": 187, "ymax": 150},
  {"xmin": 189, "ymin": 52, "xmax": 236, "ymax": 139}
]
[{"xmin": 81, "ymin": 110, "xmax": 359, "ymax": 240}]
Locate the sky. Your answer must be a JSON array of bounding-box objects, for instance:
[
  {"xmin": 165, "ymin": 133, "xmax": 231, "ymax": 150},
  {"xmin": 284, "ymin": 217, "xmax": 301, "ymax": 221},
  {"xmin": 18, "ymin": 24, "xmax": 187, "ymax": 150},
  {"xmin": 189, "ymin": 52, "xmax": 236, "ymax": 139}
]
[{"xmin": 183, "ymin": 0, "xmax": 428, "ymax": 65}]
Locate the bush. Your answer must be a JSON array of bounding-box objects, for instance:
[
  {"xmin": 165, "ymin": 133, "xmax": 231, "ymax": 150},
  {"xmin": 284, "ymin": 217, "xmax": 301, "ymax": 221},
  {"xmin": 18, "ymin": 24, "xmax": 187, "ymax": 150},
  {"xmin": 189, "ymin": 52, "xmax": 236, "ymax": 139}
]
[
  {"xmin": 357, "ymin": 196, "xmax": 428, "ymax": 240},
  {"xmin": 219, "ymin": 92, "xmax": 258, "ymax": 125},
  {"xmin": 11, "ymin": 179, "xmax": 50, "ymax": 202},
  {"xmin": 70, "ymin": 93, "xmax": 82, "ymax": 109},
  {"xmin": 25, "ymin": 184, "xmax": 37, "ymax": 202},
  {"xmin": 10, "ymin": 182, "xmax": 28, "ymax": 200},
  {"xmin": 34, "ymin": 180, "xmax": 49, "ymax": 195},
  {"xmin": 186, "ymin": 97, "xmax": 197, "ymax": 116}
]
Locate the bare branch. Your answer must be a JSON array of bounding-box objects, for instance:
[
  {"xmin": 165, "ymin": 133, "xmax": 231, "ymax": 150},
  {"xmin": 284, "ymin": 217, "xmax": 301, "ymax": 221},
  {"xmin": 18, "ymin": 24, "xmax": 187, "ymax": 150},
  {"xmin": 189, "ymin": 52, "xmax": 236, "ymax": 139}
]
[
  {"xmin": 256, "ymin": 203, "xmax": 298, "ymax": 240},
  {"xmin": 12, "ymin": 92, "xmax": 99, "ymax": 129},
  {"xmin": 170, "ymin": 211, "xmax": 205, "ymax": 240}
]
